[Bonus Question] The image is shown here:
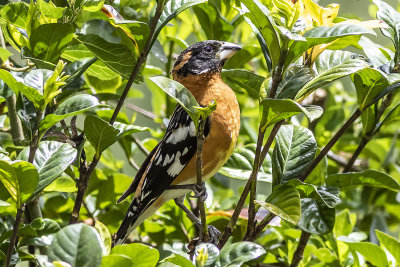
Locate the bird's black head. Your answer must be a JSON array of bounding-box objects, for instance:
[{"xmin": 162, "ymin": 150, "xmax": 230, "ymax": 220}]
[{"xmin": 172, "ymin": 40, "xmax": 241, "ymax": 77}]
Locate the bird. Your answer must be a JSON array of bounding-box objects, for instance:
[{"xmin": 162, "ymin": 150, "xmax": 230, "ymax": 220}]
[{"xmin": 114, "ymin": 40, "xmax": 242, "ymax": 245}]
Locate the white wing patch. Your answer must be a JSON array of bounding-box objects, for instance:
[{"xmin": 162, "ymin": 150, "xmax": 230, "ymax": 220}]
[
  {"xmin": 156, "ymin": 154, "xmax": 163, "ymax": 165},
  {"xmin": 163, "ymin": 154, "xmax": 175, "ymax": 166},
  {"xmin": 189, "ymin": 121, "xmax": 196, "ymax": 137},
  {"xmin": 167, "ymin": 151, "xmax": 185, "ymax": 176},
  {"xmin": 166, "ymin": 126, "xmax": 189, "ymax": 144}
]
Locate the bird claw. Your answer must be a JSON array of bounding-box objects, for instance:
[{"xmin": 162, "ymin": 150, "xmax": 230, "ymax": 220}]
[
  {"xmin": 190, "ymin": 182, "xmax": 207, "ymax": 201},
  {"xmin": 187, "ymin": 225, "xmax": 221, "ymax": 253}
]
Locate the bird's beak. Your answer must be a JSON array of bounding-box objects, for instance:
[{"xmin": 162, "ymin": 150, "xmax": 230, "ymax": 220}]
[{"xmin": 218, "ymin": 42, "xmax": 242, "ymax": 61}]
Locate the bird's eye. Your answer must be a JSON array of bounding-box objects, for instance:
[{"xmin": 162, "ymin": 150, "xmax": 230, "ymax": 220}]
[{"xmin": 203, "ymin": 46, "xmax": 213, "ymax": 53}]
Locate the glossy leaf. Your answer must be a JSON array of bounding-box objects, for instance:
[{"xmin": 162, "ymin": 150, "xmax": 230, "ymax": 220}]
[
  {"xmin": 77, "ymin": 34, "xmax": 137, "ymax": 79},
  {"xmin": 219, "ymin": 144, "xmax": 272, "ymax": 182},
  {"xmin": 295, "ymin": 51, "xmax": 369, "ymax": 100},
  {"xmin": 100, "ymin": 255, "xmax": 133, "ymax": 267},
  {"xmin": 240, "ymin": 0, "xmax": 280, "ymax": 67},
  {"xmin": 84, "ymin": 115, "xmax": 119, "ymax": 158},
  {"xmin": 272, "ymin": 125, "xmax": 317, "ymax": 186},
  {"xmin": 39, "ymin": 94, "xmax": 101, "ymax": 135},
  {"xmin": 111, "ymin": 243, "xmax": 159, "ymax": 267},
  {"xmin": 113, "ymin": 122, "xmax": 149, "ymax": 139},
  {"xmin": 276, "ymin": 65, "xmax": 314, "ymax": 99},
  {"xmin": 221, "ymin": 69, "xmax": 264, "ymax": 99},
  {"xmin": 152, "ymin": 0, "xmax": 207, "ymax": 47},
  {"xmin": 326, "ymin": 170, "xmax": 400, "ymax": 191},
  {"xmin": 218, "ymin": 241, "xmax": 266, "ymax": 266},
  {"xmin": 48, "ymin": 223, "xmax": 103, "ymax": 267},
  {"xmin": 298, "ymin": 198, "xmax": 335, "ymax": 234},
  {"xmin": 346, "ymin": 242, "xmax": 388, "ymax": 267},
  {"xmin": 30, "ymin": 23, "xmax": 75, "ymax": 63},
  {"xmin": 286, "ymin": 24, "xmax": 374, "ymax": 67},
  {"xmin": 194, "ymin": 243, "xmax": 220, "ymax": 267},
  {"xmin": 37, "ymin": 0, "xmax": 65, "ymax": 19},
  {"xmin": 375, "ymin": 230, "xmax": 400, "ymax": 264},
  {"xmin": 256, "ymin": 184, "xmax": 301, "ymax": 224},
  {"xmin": 17, "ymin": 141, "xmax": 76, "ymax": 200}
]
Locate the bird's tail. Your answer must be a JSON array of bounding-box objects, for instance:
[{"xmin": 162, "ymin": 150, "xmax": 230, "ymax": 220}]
[{"xmin": 113, "ymin": 198, "xmax": 142, "ymax": 246}]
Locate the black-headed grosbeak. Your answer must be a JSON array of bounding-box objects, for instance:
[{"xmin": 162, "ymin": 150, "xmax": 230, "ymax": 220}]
[{"xmin": 114, "ymin": 40, "xmax": 241, "ymax": 245}]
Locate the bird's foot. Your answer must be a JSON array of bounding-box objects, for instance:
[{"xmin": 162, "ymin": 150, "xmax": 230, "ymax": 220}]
[{"xmin": 190, "ymin": 182, "xmax": 208, "ymax": 202}]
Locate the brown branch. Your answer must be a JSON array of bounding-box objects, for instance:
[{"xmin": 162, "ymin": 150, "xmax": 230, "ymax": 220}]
[
  {"xmin": 124, "ymin": 103, "xmax": 158, "ymax": 120},
  {"xmin": 5, "ymin": 205, "xmax": 25, "ymax": 267},
  {"xmin": 343, "ymin": 136, "xmax": 369, "ymax": 173},
  {"xmin": 290, "ymin": 231, "xmax": 311, "ymax": 267}
]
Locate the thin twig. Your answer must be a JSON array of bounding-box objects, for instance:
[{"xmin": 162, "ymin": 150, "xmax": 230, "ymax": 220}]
[
  {"xmin": 327, "ymin": 151, "xmax": 360, "ymax": 172},
  {"xmin": 290, "ymin": 231, "xmax": 311, "ymax": 267},
  {"xmin": 69, "ymin": 0, "xmax": 166, "ymax": 224},
  {"xmin": 343, "ymin": 136, "xmax": 369, "ymax": 173},
  {"xmin": 245, "ymin": 212, "xmax": 274, "ymax": 241},
  {"xmin": 124, "ymin": 103, "xmax": 158, "ymax": 120},
  {"xmin": 132, "ymin": 136, "xmax": 150, "ymax": 156},
  {"xmin": 196, "ymin": 118, "xmax": 208, "ymax": 241},
  {"xmin": 5, "ymin": 205, "xmax": 25, "ymax": 267}
]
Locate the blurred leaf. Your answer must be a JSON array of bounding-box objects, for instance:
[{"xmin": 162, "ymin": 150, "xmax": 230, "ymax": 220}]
[
  {"xmin": 100, "ymin": 255, "xmax": 133, "ymax": 267},
  {"xmin": 221, "ymin": 69, "xmax": 264, "ymax": 99},
  {"xmin": 84, "ymin": 115, "xmax": 119, "ymax": 158},
  {"xmin": 17, "ymin": 141, "xmax": 76, "ymax": 201},
  {"xmin": 272, "ymin": 125, "xmax": 317, "ymax": 186},
  {"xmin": 39, "ymin": 94, "xmax": 101, "ymax": 136},
  {"xmin": 358, "ymin": 36, "xmax": 390, "ymax": 67},
  {"xmin": 218, "ymin": 241, "xmax": 266, "ymax": 266},
  {"xmin": 36, "ymin": 218, "xmax": 61, "ymax": 236},
  {"xmin": 219, "ymin": 144, "xmax": 272, "ymax": 182},
  {"xmin": 48, "ymin": 223, "xmax": 103, "ymax": 267},
  {"xmin": 353, "ymin": 68, "xmax": 389, "ymax": 111},
  {"xmin": 286, "ymin": 24, "xmax": 374, "ymax": 67},
  {"xmin": 37, "ymin": 0, "xmax": 66, "ymax": 19},
  {"xmin": 381, "ymin": 101, "xmax": 400, "ymax": 127},
  {"xmin": 298, "ymin": 198, "xmax": 335, "ymax": 234},
  {"xmin": 295, "ymin": 51, "xmax": 369, "ymax": 100},
  {"xmin": 95, "ymin": 221, "xmax": 111, "ymax": 255},
  {"xmin": 256, "ymin": 184, "xmax": 300, "ymax": 224},
  {"xmin": 346, "ymin": 241, "xmax": 388, "ymax": 267},
  {"xmin": 375, "ymin": 230, "xmax": 400, "ymax": 264},
  {"xmin": 0, "ymin": 2, "xmax": 29, "ymax": 29},
  {"xmin": 111, "ymin": 243, "xmax": 159, "ymax": 267},
  {"xmin": 0, "ymin": 47, "xmax": 12, "ymax": 62},
  {"xmin": 193, "ymin": 4, "xmax": 233, "ymax": 40},
  {"xmin": 326, "ymin": 170, "xmax": 400, "ymax": 191},
  {"xmin": 152, "ymin": 0, "xmax": 207, "ymax": 46},
  {"xmin": 165, "ymin": 254, "xmax": 194, "ymax": 267},
  {"xmin": 0, "ymin": 160, "xmax": 38, "ymax": 207},
  {"xmin": 240, "ymin": 0, "xmax": 280, "ymax": 67},
  {"xmin": 77, "ymin": 34, "xmax": 137, "ymax": 79},
  {"xmin": 334, "ymin": 209, "xmax": 356, "ymax": 237},
  {"xmin": 194, "ymin": 243, "xmax": 220, "ymax": 267},
  {"xmin": 30, "ymin": 23, "xmax": 75, "ymax": 63}
]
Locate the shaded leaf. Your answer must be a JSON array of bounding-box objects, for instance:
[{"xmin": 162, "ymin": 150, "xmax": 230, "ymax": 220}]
[
  {"xmin": 221, "ymin": 69, "xmax": 264, "ymax": 99},
  {"xmin": 111, "ymin": 243, "xmax": 159, "ymax": 267},
  {"xmin": 298, "ymin": 198, "xmax": 335, "ymax": 234},
  {"xmin": 219, "ymin": 241, "xmax": 266, "ymax": 266},
  {"xmin": 194, "ymin": 243, "xmax": 220, "ymax": 267},
  {"xmin": 276, "ymin": 65, "xmax": 314, "ymax": 99}
]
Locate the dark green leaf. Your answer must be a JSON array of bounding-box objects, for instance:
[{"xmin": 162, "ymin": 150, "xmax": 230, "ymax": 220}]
[
  {"xmin": 84, "ymin": 115, "xmax": 119, "ymax": 158},
  {"xmin": 39, "ymin": 94, "xmax": 101, "ymax": 135},
  {"xmin": 218, "ymin": 241, "xmax": 266, "ymax": 266},
  {"xmin": 21, "ymin": 46, "xmax": 57, "ymax": 70},
  {"xmin": 77, "ymin": 34, "xmax": 137, "ymax": 79},
  {"xmin": 272, "ymin": 125, "xmax": 316, "ymax": 186},
  {"xmin": 380, "ymin": 101, "xmax": 400, "ymax": 127},
  {"xmin": 30, "ymin": 23, "xmax": 75, "ymax": 63},
  {"xmin": 375, "ymin": 230, "xmax": 400, "ymax": 264},
  {"xmin": 193, "ymin": 4, "xmax": 233, "ymax": 40},
  {"xmin": 346, "ymin": 242, "xmax": 388, "ymax": 267},
  {"xmin": 17, "ymin": 141, "xmax": 76, "ymax": 200},
  {"xmin": 221, "ymin": 69, "xmax": 264, "ymax": 99},
  {"xmin": 48, "ymin": 223, "xmax": 103, "ymax": 267},
  {"xmin": 111, "ymin": 243, "xmax": 159, "ymax": 267},
  {"xmin": 276, "ymin": 65, "xmax": 314, "ymax": 99},
  {"xmin": 298, "ymin": 198, "xmax": 335, "ymax": 234},
  {"xmin": 256, "ymin": 184, "xmax": 300, "ymax": 224},
  {"xmin": 326, "ymin": 170, "xmax": 400, "ymax": 191}
]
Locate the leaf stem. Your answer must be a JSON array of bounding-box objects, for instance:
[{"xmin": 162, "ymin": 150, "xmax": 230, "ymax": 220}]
[
  {"xmin": 290, "ymin": 231, "xmax": 311, "ymax": 267},
  {"xmin": 5, "ymin": 205, "xmax": 25, "ymax": 267},
  {"xmin": 69, "ymin": 0, "xmax": 166, "ymax": 224},
  {"xmin": 5, "ymin": 95, "xmax": 24, "ymax": 146},
  {"xmin": 196, "ymin": 118, "xmax": 208, "ymax": 241}
]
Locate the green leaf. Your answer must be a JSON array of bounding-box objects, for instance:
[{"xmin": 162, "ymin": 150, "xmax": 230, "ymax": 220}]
[
  {"xmin": 256, "ymin": 184, "xmax": 301, "ymax": 224},
  {"xmin": 63, "ymin": 57, "xmax": 97, "ymax": 90},
  {"xmin": 193, "ymin": 4, "xmax": 233, "ymax": 40},
  {"xmin": 0, "ymin": 160, "xmax": 38, "ymax": 207},
  {"xmin": 36, "ymin": 218, "xmax": 61, "ymax": 236},
  {"xmin": 94, "ymin": 221, "xmax": 111, "ymax": 255},
  {"xmin": 373, "ymin": 0, "xmax": 400, "ymax": 63},
  {"xmin": 113, "ymin": 122, "xmax": 149, "ymax": 139},
  {"xmin": 48, "ymin": 223, "xmax": 103, "ymax": 267},
  {"xmin": 77, "ymin": 34, "xmax": 137, "ymax": 79},
  {"xmin": 326, "ymin": 170, "xmax": 400, "ymax": 191},
  {"xmin": 219, "ymin": 241, "xmax": 266, "ymax": 266},
  {"xmin": 21, "ymin": 47, "xmax": 57, "ymax": 70},
  {"xmin": 375, "ymin": 230, "xmax": 400, "ymax": 264},
  {"xmin": 380, "ymin": 101, "xmax": 400, "ymax": 127},
  {"xmin": 240, "ymin": 0, "xmax": 280, "ymax": 67},
  {"xmin": 100, "ymin": 255, "xmax": 133, "ymax": 267},
  {"xmin": 219, "ymin": 144, "xmax": 272, "ymax": 182},
  {"xmin": 37, "ymin": 0, "xmax": 66, "ymax": 19},
  {"xmin": 39, "ymin": 94, "xmax": 101, "ymax": 136},
  {"xmin": 152, "ymin": 0, "xmax": 207, "ymax": 47},
  {"xmin": 84, "ymin": 115, "xmax": 119, "ymax": 158},
  {"xmin": 260, "ymin": 99, "xmax": 321, "ymax": 130},
  {"xmin": 0, "ymin": 48, "xmax": 12, "ymax": 62},
  {"xmin": 286, "ymin": 24, "xmax": 375, "ymax": 67},
  {"xmin": 79, "ymin": 0, "xmax": 104, "ymax": 12},
  {"xmin": 295, "ymin": 51, "xmax": 369, "ymax": 100},
  {"xmin": 0, "ymin": 70, "xmax": 44, "ymax": 109},
  {"xmin": 276, "ymin": 65, "xmax": 314, "ymax": 99},
  {"xmin": 346, "ymin": 242, "xmax": 388, "ymax": 267},
  {"xmin": 334, "ymin": 209, "xmax": 356, "ymax": 237},
  {"xmin": 111, "ymin": 243, "xmax": 159, "ymax": 267},
  {"xmin": 164, "ymin": 254, "xmax": 194, "ymax": 267},
  {"xmin": 272, "ymin": 125, "xmax": 317, "ymax": 186},
  {"xmin": 194, "ymin": 243, "xmax": 220, "ymax": 267},
  {"xmin": 0, "ymin": 2, "xmax": 29, "ymax": 29},
  {"xmin": 221, "ymin": 69, "xmax": 264, "ymax": 99},
  {"xmin": 298, "ymin": 198, "xmax": 335, "ymax": 234},
  {"xmin": 30, "ymin": 23, "xmax": 75, "ymax": 63},
  {"xmin": 149, "ymin": 76, "xmax": 201, "ymax": 126},
  {"xmin": 353, "ymin": 68, "xmax": 389, "ymax": 111},
  {"xmin": 17, "ymin": 141, "xmax": 76, "ymax": 201},
  {"xmin": 107, "ymin": 18, "xmax": 149, "ymax": 51}
]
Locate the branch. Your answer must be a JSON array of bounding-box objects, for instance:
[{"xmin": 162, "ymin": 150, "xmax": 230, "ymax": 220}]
[
  {"xmin": 124, "ymin": 102, "xmax": 158, "ymax": 120},
  {"xmin": 327, "ymin": 151, "xmax": 360, "ymax": 172},
  {"xmin": 196, "ymin": 118, "xmax": 208, "ymax": 241},
  {"xmin": 132, "ymin": 136, "xmax": 150, "ymax": 156},
  {"xmin": 342, "ymin": 136, "xmax": 369, "ymax": 173},
  {"xmin": 5, "ymin": 95, "xmax": 24, "ymax": 145},
  {"xmin": 5, "ymin": 205, "xmax": 25, "ymax": 267},
  {"xmin": 69, "ymin": 0, "xmax": 166, "ymax": 224},
  {"xmin": 290, "ymin": 231, "xmax": 311, "ymax": 267}
]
